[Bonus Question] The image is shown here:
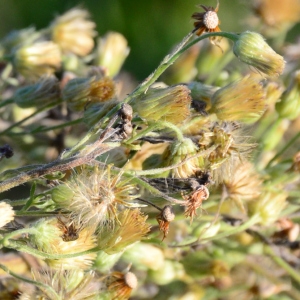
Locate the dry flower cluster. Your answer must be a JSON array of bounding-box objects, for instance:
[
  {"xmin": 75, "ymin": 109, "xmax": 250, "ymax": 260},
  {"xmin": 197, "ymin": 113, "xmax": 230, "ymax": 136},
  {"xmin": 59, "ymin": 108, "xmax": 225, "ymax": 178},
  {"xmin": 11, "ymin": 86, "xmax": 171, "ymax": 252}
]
[{"xmin": 0, "ymin": 1, "xmax": 300, "ymax": 299}]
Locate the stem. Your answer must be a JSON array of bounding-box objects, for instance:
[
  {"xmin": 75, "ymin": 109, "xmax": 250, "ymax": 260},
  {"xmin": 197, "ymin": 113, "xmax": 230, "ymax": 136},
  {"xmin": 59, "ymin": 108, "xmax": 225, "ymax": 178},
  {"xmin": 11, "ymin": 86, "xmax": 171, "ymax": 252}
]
[
  {"xmin": 0, "ymin": 98, "xmax": 13, "ymax": 108},
  {"xmin": 155, "ymin": 120, "xmax": 184, "ymax": 141},
  {"xmin": 267, "ymin": 130, "xmax": 300, "ymax": 168},
  {"xmin": 0, "ymin": 99, "xmax": 63, "ymax": 136},
  {"xmin": 129, "ymin": 145, "xmax": 216, "ymax": 176},
  {"xmin": 264, "ymin": 245, "xmax": 300, "ymax": 285},
  {"xmin": 9, "ymin": 117, "xmax": 83, "ymax": 136},
  {"xmin": 125, "ymin": 123, "xmax": 159, "ymax": 144},
  {"xmin": 1, "ymin": 227, "xmax": 37, "ymax": 246},
  {"xmin": 7, "ymin": 240, "xmax": 100, "ymax": 259},
  {"xmin": 124, "ymin": 31, "xmax": 239, "ymax": 105},
  {"xmin": 0, "ymin": 263, "xmax": 59, "ymax": 299}
]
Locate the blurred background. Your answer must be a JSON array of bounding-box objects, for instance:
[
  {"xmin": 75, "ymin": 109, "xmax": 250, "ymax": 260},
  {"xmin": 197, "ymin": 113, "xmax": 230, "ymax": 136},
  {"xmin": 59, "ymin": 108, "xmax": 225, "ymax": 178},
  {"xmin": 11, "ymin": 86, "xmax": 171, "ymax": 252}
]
[{"xmin": 0, "ymin": 0, "xmax": 252, "ymax": 80}]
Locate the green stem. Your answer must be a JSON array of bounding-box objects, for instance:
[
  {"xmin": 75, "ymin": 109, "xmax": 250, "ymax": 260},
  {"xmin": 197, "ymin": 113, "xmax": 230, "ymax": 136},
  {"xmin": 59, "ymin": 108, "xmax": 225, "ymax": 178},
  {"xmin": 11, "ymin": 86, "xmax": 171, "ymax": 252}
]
[
  {"xmin": 264, "ymin": 245, "xmax": 300, "ymax": 285},
  {"xmin": 0, "ymin": 98, "xmax": 13, "ymax": 108},
  {"xmin": 155, "ymin": 120, "xmax": 184, "ymax": 141},
  {"xmin": 201, "ymin": 215, "xmax": 260, "ymax": 242},
  {"xmin": 125, "ymin": 123, "xmax": 158, "ymax": 144},
  {"xmin": 1, "ymin": 227, "xmax": 37, "ymax": 246},
  {"xmin": 7, "ymin": 240, "xmax": 100, "ymax": 259},
  {"xmin": 0, "ymin": 263, "xmax": 59, "ymax": 300},
  {"xmin": 266, "ymin": 130, "xmax": 300, "ymax": 168},
  {"xmin": 0, "ymin": 99, "xmax": 63, "ymax": 136},
  {"xmin": 9, "ymin": 118, "xmax": 83, "ymax": 136},
  {"xmin": 129, "ymin": 145, "xmax": 216, "ymax": 176}
]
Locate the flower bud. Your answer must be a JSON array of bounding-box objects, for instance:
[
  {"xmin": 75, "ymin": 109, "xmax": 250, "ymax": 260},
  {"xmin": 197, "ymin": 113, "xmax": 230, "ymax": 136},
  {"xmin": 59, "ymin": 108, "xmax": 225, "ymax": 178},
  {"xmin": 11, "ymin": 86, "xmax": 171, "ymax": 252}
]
[
  {"xmin": 0, "ymin": 202, "xmax": 15, "ymax": 229},
  {"xmin": 163, "ymin": 138, "xmax": 203, "ymax": 178},
  {"xmin": 13, "ymin": 76, "xmax": 60, "ymax": 108},
  {"xmin": 276, "ymin": 70, "xmax": 300, "ymax": 120},
  {"xmin": 94, "ymin": 250, "xmax": 123, "ymax": 273},
  {"xmin": 210, "ymin": 75, "xmax": 266, "ymax": 123},
  {"xmin": 248, "ymin": 191, "xmax": 287, "ymax": 226},
  {"xmin": 233, "ymin": 31, "xmax": 285, "ymax": 77},
  {"xmin": 96, "ymin": 32, "xmax": 130, "ymax": 77},
  {"xmin": 122, "ymin": 243, "xmax": 164, "ymax": 270},
  {"xmin": 132, "ymin": 85, "xmax": 191, "ymax": 125},
  {"xmin": 149, "ymin": 260, "xmax": 185, "ymax": 285},
  {"xmin": 13, "ymin": 41, "xmax": 61, "ymax": 79},
  {"xmin": 62, "ymin": 76, "xmax": 115, "ymax": 112},
  {"xmin": 51, "ymin": 184, "xmax": 74, "ymax": 209},
  {"xmin": 50, "ymin": 8, "xmax": 96, "ymax": 56}
]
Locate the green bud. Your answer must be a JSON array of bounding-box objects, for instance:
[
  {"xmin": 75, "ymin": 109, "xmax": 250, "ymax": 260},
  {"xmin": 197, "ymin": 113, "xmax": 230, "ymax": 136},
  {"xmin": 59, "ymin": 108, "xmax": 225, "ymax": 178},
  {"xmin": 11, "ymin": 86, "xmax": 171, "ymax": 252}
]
[
  {"xmin": 13, "ymin": 76, "xmax": 60, "ymax": 108},
  {"xmin": 51, "ymin": 184, "xmax": 74, "ymax": 209},
  {"xmin": 233, "ymin": 31, "xmax": 285, "ymax": 77},
  {"xmin": 96, "ymin": 32, "xmax": 130, "ymax": 77}
]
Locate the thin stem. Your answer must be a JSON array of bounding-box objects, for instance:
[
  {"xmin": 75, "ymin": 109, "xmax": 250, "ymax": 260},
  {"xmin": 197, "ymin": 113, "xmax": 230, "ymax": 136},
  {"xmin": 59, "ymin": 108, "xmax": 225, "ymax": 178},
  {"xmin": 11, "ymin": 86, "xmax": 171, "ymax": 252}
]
[
  {"xmin": 0, "ymin": 99, "xmax": 63, "ymax": 136},
  {"xmin": 7, "ymin": 240, "xmax": 100, "ymax": 259},
  {"xmin": 155, "ymin": 120, "xmax": 184, "ymax": 141},
  {"xmin": 0, "ymin": 98, "xmax": 13, "ymax": 108},
  {"xmin": 267, "ymin": 130, "xmax": 300, "ymax": 168},
  {"xmin": 130, "ymin": 145, "xmax": 216, "ymax": 176},
  {"xmin": 1, "ymin": 227, "xmax": 37, "ymax": 246},
  {"xmin": 0, "ymin": 263, "xmax": 59, "ymax": 299},
  {"xmin": 264, "ymin": 245, "xmax": 300, "ymax": 285},
  {"xmin": 9, "ymin": 117, "xmax": 83, "ymax": 136},
  {"xmin": 125, "ymin": 123, "xmax": 159, "ymax": 144}
]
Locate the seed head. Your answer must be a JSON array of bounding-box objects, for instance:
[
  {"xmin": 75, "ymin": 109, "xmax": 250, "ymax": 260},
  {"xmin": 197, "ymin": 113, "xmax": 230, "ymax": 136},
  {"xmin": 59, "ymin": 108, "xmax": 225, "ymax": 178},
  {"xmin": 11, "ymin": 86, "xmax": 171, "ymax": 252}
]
[
  {"xmin": 156, "ymin": 205, "xmax": 175, "ymax": 240},
  {"xmin": 192, "ymin": 2, "xmax": 221, "ymax": 37},
  {"xmin": 0, "ymin": 202, "xmax": 15, "ymax": 229}
]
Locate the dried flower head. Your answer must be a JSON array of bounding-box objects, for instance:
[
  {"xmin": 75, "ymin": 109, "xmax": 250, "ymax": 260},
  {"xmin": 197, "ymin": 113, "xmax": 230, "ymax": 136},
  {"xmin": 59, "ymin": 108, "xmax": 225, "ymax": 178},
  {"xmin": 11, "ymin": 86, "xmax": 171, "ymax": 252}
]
[
  {"xmin": 223, "ymin": 161, "xmax": 262, "ymax": 213},
  {"xmin": 96, "ymin": 31, "xmax": 130, "ymax": 77},
  {"xmin": 156, "ymin": 205, "xmax": 175, "ymax": 240},
  {"xmin": 50, "ymin": 8, "xmax": 96, "ymax": 56},
  {"xmin": 99, "ymin": 208, "xmax": 151, "ymax": 254},
  {"xmin": 192, "ymin": 1, "xmax": 221, "ymax": 37},
  {"xmin": 14, "ymin": 76, "xmax": 60, "ymax": 108},
  {"xmin": 197, "ymin": 122, "xmax": 256, "ymax": 183},
  {"xmin": 64, "ymin": 166, "xmax": 139, "ymax": 230},
  {"xmin": 62, "ymin": 75, "xmax": 115, "ymax": 112},
  {"xmin": 210, "ymin": 75, "xmax": 266, "ymax": 123},
  {"xmin": 233, "ymin": 31, "xmax": 285, "ymax": 77},
  {"xmin": 132, "ymin": 85, "xmax": 191, "ymax": 125},
  {"xmin": 106, "ymin": 271, "xmax": 137, "ymax": 300},
  {"xmin": 13, "ymin": 41, "xmax": 61, "ymax": 79},
  {"xmin": 183, "ymin": 183, "xmax": 209, "ymax": 221},
  {"xmin": 0, "ymin": 144, "xmax": 14, "ymax": 160},
  {"xmin": 0, "ymin": 202, "xmax": 15, "ymax": 229}
]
